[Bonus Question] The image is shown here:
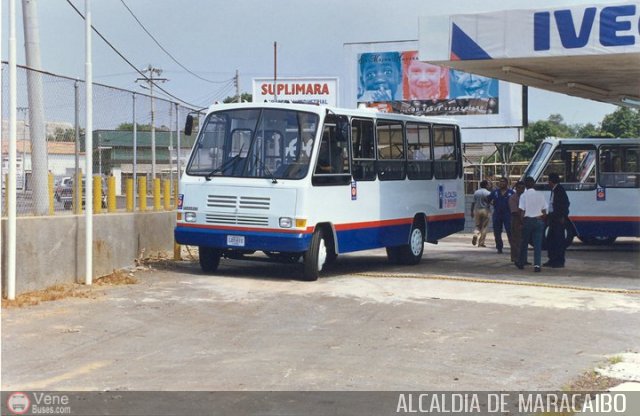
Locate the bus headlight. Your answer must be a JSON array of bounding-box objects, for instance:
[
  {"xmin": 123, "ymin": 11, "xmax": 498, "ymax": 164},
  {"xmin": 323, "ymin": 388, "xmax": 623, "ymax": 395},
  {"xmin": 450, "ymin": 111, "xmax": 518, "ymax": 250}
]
[
  {"xmin": 279, "ymin": 217, "xmax": 293, "ymax": 228},
  {"xmin": 185, "ymin": 212, "xmax": 197, "ymax": 223}
]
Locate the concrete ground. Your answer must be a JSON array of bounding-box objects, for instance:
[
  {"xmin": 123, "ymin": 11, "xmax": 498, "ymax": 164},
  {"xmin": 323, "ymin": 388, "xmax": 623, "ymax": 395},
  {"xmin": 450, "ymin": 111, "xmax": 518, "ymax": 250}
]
[{"xmin": 2, "ymin": 234, "xmax": 639, "ymax": 391}]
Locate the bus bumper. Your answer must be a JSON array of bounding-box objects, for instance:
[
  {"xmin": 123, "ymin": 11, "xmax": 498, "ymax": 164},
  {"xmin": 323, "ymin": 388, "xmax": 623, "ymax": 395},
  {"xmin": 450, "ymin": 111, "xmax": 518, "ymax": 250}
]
[{"xmin": 175, "ymin": 224, "xmax": 313, "ymax": 253}]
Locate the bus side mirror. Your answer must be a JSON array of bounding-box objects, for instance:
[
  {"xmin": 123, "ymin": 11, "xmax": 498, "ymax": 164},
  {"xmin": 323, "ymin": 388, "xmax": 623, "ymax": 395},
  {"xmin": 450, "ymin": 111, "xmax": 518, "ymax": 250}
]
[{"xmin": 185, "ymin": 115, "xmax": 194, "ymax": 136}]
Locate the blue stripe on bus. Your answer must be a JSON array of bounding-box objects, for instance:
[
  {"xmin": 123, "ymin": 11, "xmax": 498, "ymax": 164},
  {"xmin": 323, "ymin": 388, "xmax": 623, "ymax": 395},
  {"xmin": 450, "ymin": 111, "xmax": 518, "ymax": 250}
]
[
  {"xmin": 176, "ymin": 216, "xmax": 466, "ymax": 255},
  {"xmin": 175, "ymin": 226, "xmax": 313, "ymax": 252},
  {"xmin": 427, "ymin": 217, "xmax": 466, "ymax": 241},
  {"xmin": 574, "ymin": 220, "xmax": 640, "ymax": 239},
  {"xmin": 336, "ymin": 223, "xmax": 412, "ymax": 253}
]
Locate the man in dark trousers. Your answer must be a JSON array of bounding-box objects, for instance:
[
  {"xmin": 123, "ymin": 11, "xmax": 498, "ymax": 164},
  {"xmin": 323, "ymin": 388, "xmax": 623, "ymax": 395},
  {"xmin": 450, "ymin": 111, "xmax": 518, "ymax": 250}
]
[
  {"xmin": 488, "ymin": 177, "xmax": 515, "ymax": 254},
  {"xmin": 545, "ymin": 172, "xmax": 570, "ymax": 268}
]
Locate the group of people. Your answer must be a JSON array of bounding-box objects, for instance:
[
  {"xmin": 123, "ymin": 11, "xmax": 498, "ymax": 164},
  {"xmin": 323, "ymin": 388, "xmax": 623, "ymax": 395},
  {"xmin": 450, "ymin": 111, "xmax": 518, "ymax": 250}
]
[{"xmin": 470, "ymin": 173, "xmax": 570, "ymax": 272}]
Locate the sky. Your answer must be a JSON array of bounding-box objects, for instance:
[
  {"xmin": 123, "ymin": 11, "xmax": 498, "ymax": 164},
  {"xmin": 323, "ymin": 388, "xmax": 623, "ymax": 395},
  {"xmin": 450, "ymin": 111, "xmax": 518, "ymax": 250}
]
[{"xmin": 1, "ymin": 0, "xmax": 620, "ymax": 125}]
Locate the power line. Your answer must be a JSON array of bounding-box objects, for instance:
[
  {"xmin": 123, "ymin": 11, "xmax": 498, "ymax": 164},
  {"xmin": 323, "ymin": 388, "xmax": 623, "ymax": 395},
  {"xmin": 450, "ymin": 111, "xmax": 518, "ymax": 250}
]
[
  {"xmin": 64, "ymin": 0, "xmax": 202, "ymax": 109},
  {"xmin": 118, "ymin": 0, "xmax": 232, "ymax": 85}
]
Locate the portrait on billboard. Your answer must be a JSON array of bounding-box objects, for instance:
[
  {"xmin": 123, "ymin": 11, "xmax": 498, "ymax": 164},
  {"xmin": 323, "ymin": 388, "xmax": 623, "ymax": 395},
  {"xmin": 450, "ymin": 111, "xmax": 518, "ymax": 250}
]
[
  {"xmin": 356, "ymin": 50, "xmax": 499, "ymax": 116},
  {"xmin": 401, "ymin": 51, "xmax": 449, "ymax": 100},
  {"xmin": 449, "ymin": 70, "xmax": 498, "ymax": 99},
  {"xmin": 357, "ymin": 52, "xmax": 403, "ymax": 102}
]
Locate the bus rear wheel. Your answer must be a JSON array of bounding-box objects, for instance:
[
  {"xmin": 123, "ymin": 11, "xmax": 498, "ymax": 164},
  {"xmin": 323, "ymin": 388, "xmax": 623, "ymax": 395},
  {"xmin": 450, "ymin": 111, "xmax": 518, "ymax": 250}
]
[
  {"xmin": 302, "ymin": 228, "xmax": 328, "ymax": 281},
  {"xmin": 390, "ymin": 223, "xmax": 424, "ymax": 265},
  {"xmin": 199, "ymin": 246, "xmax": 221, "ymax": 273}
]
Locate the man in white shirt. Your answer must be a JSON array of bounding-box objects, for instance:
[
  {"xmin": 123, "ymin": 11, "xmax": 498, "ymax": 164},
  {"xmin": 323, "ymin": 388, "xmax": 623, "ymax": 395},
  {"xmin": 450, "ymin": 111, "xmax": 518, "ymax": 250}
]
[{"xmin": 516, "ymin": 176, "xmax": 548, "ymax": 272}]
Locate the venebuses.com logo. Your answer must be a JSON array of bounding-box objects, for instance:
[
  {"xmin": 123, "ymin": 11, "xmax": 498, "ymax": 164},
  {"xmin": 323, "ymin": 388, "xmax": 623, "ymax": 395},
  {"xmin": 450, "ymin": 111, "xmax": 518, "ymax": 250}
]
[{"xmin": 6, "ymin": 392, "xmax": 30, "ymax": 415}]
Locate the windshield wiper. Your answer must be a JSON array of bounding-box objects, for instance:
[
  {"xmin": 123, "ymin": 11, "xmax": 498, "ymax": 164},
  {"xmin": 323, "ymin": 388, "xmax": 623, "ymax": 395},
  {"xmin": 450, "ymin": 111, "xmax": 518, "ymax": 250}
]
[
  {"xmin": 205, "ymin": 144, "xmax": 245, "ymax": 181},
  {"xmin": 251, "ymin": 153, "xmax": 278, "ymax": 184}
]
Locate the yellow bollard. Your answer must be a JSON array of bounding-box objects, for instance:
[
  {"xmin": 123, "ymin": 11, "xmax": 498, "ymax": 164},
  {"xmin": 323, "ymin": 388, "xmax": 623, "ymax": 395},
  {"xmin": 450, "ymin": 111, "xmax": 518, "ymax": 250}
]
[
  {"xmin": 153, "ymin": 178, "xmax": 161, "ymax": 211},
  {"xmin": 163, "ymin": 179, "xmax": 171, "ymax": 210},
  {"xmin": 107, "ymin": 176, "xmax": 116, "ymax": 213},
  {"xmin": 125, "ymin": 178, "xmax": 133, "ymax": 212},
  {"xmin": 174, "ymin": 179, "xmax": 179, "ymax": 208},
  {"xmin": 74, "ymin": 172, "xmax": 83, "ymax": 214},
  {"xmin": 48, "ymin": 173, "xmax": 54, "ymax": 215},
  {"xmin": 174, "ymin": 242, "xmax": 182, "ymax": 260},
  {"xmin": 93, "ymin": 176, "xmax": 102, "ymax": 213},
  {"xmin": 138, "ymin": 176, "xmax": 147, "ymax": 211}
]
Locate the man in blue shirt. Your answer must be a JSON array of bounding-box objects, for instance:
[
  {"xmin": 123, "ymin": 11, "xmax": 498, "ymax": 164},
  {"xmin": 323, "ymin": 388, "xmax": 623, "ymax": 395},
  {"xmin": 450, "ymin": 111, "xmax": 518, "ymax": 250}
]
[{"xmin": 488, "ymin": 177, "xmax": 515, "ymax": 254}]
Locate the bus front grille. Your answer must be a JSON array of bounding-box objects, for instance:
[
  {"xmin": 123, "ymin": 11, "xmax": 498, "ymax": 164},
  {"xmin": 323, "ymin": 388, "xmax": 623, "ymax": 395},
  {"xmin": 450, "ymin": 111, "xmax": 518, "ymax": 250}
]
[
  {"xmin": 206, "ymin": 195, "xmax": 271, "ymax": 210},
  {"xmin": 239, "ymin": 196, "xmax": 270, "ymax": 210},
  {"xmin": 207, "ymin": 195, "xmax": 237, "ymax": 209},
  {"xmin": 205, "ymin": 213, "xmax": 269, "ymax": 227}
]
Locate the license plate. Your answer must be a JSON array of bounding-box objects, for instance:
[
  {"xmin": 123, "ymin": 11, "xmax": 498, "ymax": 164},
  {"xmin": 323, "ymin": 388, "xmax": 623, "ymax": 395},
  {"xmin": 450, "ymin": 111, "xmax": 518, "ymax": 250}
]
[{"xmin": 226, "ymin": 235, "xmax": 245, "ymax": 247}]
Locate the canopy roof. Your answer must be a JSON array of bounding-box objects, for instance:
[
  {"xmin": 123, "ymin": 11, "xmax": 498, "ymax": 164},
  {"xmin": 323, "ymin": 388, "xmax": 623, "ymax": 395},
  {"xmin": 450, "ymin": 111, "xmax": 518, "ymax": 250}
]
[{"xmin": 419, "ymin": 3, "xmax": 640, "ymax": 107}]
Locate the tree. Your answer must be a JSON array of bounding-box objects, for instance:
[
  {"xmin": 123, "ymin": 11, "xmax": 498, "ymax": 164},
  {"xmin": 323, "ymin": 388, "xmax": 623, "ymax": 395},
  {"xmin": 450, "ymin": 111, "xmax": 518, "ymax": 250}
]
[
  {"xmin": 512, "ymin": 114, "xmax": 572, "ymax": 161},
  {"xmin": 573, "ymin": 122, "xmax": 611, "ymax": 138},
  {"xmin": 115, "ymin": 122, "xmax": 170, "ymax": 131},
  {"xmin": 47, "ymin": 127, "xmax": 79, "ymax": 142},
  {"xmin": 223, "ymin": 93, "xmax": 252, "ymax": 103},
  {"xmin": 600, "ymin": 107, "xmax": 640, "ymax": 138}
]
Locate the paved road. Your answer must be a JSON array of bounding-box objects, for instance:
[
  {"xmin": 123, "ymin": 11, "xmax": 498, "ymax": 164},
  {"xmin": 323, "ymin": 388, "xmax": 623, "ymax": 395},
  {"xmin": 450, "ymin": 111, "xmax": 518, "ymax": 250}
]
[{"xmin": 2, "ymin": 235, "xmax": 639, "ymax": 392}]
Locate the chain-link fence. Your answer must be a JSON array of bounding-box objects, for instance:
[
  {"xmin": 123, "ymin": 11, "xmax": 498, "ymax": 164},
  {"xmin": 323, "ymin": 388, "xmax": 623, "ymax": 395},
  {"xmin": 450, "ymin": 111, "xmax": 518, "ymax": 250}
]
[{"xmin": 1, "ymin": 63, "xmax": 201, "ymax": 216}]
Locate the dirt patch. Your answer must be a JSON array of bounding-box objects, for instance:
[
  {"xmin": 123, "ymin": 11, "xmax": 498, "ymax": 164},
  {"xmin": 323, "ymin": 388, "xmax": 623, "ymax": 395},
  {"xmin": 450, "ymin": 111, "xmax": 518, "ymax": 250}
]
[
  {"xmin": 2, "ymin": 270, "xmax": 138, "ymax": 309},
  {"xmin": 565, "ymin": 369, "xmax": 622, "ymax": 391},
  {"xmin": 1, "ymin": 284, "xmax": 94, "ymax": 309},
  {"xmin": 94, "ymin": 270, "xmax": 138, "ymax": 286}
]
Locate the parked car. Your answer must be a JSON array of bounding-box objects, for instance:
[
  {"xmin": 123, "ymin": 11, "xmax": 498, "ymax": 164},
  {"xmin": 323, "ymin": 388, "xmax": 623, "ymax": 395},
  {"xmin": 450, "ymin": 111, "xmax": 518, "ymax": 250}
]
[
  {"xmin": 54, "ymin": 176, "xmax": 72, "ymax": 201},
  {"xmin": 59, "ymin": 177, "xmax": 107, "ymax": 210}
]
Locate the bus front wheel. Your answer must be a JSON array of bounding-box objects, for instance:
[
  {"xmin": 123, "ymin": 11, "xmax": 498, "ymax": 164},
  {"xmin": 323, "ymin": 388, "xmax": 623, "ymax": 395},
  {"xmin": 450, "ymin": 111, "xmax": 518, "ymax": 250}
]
[
  {"xmin": 199, "ymin": 246, "xmax": 221, "ymax": 273},
  {"xmin": 302, "ymin": 228, "xmax": 328, "ymax": 281}
]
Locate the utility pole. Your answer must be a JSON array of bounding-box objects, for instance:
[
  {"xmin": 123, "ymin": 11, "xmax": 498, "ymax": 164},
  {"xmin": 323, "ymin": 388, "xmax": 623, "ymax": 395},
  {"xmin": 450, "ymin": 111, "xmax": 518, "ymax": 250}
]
[
  {"xmin": 235, "ymin": 69, "xmax": 240, "ymax": 103},
  {"xmin": 136, "ymin": 65, "xmax": 167, "ymax": 180},
  {"xmin": 22, "ymin": 0, "xmax": 48, "ymax": 215}
]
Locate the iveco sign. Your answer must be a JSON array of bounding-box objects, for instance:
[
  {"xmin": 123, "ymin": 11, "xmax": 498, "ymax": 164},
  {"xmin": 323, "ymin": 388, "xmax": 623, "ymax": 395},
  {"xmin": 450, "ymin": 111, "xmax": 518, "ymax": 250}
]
[
  {"xmin": 419, "ymin": 2, "xmax": 640, "ymax": 61},
  {"xmin": 534, "ymin": 4, "xmax": 638, "ymax": 51}
]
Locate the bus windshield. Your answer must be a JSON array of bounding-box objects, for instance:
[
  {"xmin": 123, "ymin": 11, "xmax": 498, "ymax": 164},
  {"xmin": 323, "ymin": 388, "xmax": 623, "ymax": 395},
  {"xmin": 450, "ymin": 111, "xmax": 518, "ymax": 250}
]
[
  {"xmin": 523, "ymin": 141, "xmax": 552, "ymax": 180},
  {"xmin": 186, "ymin": 108, "xmax": 320, "ymax": 180}
]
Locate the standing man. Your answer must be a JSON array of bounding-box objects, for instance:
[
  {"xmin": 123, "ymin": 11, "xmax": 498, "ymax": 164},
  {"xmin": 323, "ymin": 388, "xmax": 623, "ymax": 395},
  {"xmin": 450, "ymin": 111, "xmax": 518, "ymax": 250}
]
[
  {"xmin": 545, "ymin": 172, "xmax": 570, "ymax": 268},
  {"xmin": 488, "ymin": 177, "xmax": 515, "ymax": 254},
  {"xmin": 508, "ymin": 180, "xmax": 526, "ymax": 263},
  {"xmin": 516, "ymin": 176, "xmax": 548, "ymax": 272},
  {"xmin": 470, "ymin": 180, "xmax": 492, "ymax": 247}
]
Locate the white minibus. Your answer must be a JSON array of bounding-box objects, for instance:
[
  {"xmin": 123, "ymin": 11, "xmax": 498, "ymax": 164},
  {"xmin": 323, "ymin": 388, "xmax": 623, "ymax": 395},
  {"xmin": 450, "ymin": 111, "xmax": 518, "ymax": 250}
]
[
  {"xmin": 524, "ymin": 137, "xmax": 640, "ymax": 245},
  {"xmin": 175, "ymin": 103, "xmax": 465, "ymax": 280}
]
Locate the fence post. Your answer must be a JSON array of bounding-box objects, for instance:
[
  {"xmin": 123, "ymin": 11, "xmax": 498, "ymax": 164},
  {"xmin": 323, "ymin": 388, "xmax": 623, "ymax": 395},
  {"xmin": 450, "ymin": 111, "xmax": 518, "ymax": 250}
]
[
  {"xmin": 125, "ymin": 178, "xmax": 133, "ymax": 212},
  {"xmin": 132, "ymin": 93, "xmax": 137, "ymax": 211},
  {"xmin": 107, "ymin": 176, "xmax": 116, "ymax": 213},
  {"xmin": 163, "ymin": 179, "xmax": 170, "ymax": 210},
  {"xmin": 138, "ymin": 176, "xmax": 147, "ymax": 211}
]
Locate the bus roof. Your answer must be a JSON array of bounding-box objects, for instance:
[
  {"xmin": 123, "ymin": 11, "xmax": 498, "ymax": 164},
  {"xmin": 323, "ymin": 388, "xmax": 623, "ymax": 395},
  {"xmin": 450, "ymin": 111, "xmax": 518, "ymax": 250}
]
[
  {"xmin": 542, "ymin": 137, "xmax": 640, "ymax": 146},
  {"xmin": 205, "ymin": 102, "xmax": 458, "ymax": 125}
]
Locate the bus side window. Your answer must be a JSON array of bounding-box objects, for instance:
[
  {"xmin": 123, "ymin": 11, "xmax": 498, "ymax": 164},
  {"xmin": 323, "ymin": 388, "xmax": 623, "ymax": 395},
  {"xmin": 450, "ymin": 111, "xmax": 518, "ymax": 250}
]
[
  {"xmin": 312, "ymin": 115, "xmax": 351, "ymax": 186},
  {"xmin": 376, "ymin": 120, "xmax": 405, "ymax": 181},
  {"xmin": 406, "ymin": 122, "xmax": 432, "ymax": 180},
  {"xmin": 541, "ymin": 147, "xmax": 596, "ymax": 190},
  {"xmin": 351, "ymin": 118, "xmax": 376, "ymax": 181},
  {"xmin": 599, "ymin": 146, "xmax": 640, "ymax": 188},
  {"xmin": 433, "ymin": 126, "xmax": 457, "ymax": 180}
]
